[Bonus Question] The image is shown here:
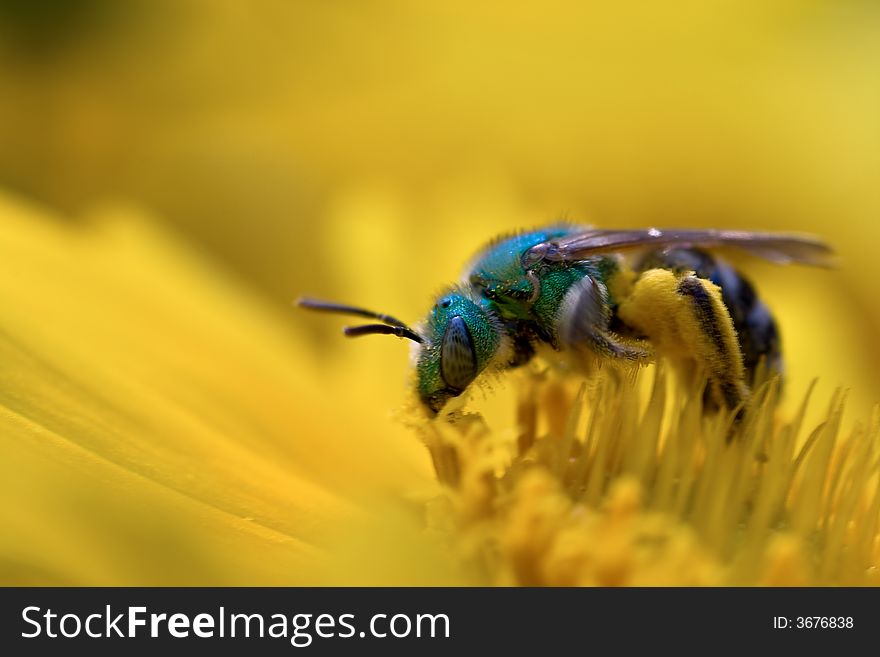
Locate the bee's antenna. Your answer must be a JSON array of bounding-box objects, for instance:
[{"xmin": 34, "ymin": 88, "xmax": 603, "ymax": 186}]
[
  {"xmin": 297, "ymin": 297, "xmax": 423, "ymax": 343},
  {"xmin": 344, "ymin": 323, "xmax": 424, "ymax": 343},
  {"xmin": 296, "ymin": 297, "xmax": 411, "ymax": 329}
]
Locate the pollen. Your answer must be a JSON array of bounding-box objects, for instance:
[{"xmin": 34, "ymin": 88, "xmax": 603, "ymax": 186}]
[{"xmin": 419, "ymin": 366, "xmax": 880, "ymax": 586}]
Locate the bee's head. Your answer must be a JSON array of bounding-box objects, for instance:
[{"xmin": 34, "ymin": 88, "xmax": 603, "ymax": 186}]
[
  {"xmin": 297, "ymin": 290, "xmax": 503, "ymax": 416},
  {"xmin": 413, "ymin": 289, "xmax": 503, "ymax": 415}
]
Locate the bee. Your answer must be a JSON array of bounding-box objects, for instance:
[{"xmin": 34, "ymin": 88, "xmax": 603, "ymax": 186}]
[{"xmin": 300, "ymin": 226, "xmax": 831, "ymax": 416}]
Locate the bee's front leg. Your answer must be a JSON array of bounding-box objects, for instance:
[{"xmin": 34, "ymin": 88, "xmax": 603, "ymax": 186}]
[
  {"xmin": 617, "ymin": 268, "xmax": 749, "ymax": 411},
  {"xmin": 556, "ymin": 275, "xmax": 652, "ymax": 363}
]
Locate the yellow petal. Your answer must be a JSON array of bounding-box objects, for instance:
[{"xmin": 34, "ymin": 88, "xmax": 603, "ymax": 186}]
[{"xmin": 0, "ymin": 192, "xmax": 433, "ymax": 584}]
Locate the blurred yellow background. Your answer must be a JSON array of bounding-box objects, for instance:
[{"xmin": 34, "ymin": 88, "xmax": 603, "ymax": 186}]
[{"xmin": 1, "ymin": 0, "xmax": 879, "ymax": 583}]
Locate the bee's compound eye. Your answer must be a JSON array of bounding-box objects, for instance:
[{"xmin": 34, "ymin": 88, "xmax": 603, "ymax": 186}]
[{"xmin": 440, "ymin": 316, "xmax": 477, "ymax": 390}]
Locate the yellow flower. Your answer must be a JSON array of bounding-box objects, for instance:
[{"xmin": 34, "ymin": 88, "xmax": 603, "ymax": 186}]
[
  {"xmin": 1, "ymin": 1, "xmax": 880, "ymax": 588},
  {"xmin": 2, "ymin": 190, "xmax": 879, "ymax": 586},
  {"xmin": 423, "ymin": 371, "xmax": 880, "ymax": 586},
  {"xmin": 0, "ymin": 191, "xmax": 449, "ymax": 585}
]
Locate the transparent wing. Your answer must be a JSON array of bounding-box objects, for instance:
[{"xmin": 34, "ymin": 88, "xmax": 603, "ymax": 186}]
[{"xmin": 527, "ymin": 228, "xmax": 833, "ymax": 266}]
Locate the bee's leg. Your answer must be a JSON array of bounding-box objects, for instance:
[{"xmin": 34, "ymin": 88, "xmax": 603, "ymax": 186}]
[
  {"xmin": 557, "ymin": 275, "xmax": 652, "ymax": 362},
  {"xmin": 635, "ymin": 247, "xmax": 783, "ymax": 386},
  {"xmin": 508, "ymin": 330, "xmax": 536, "ymax": 368},
  {"xmin": 617, "ymin": 268, "xmax": 748, "ymax": 410}
]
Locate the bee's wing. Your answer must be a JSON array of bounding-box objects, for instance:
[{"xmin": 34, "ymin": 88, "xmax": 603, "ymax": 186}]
[{"xmin": 532, "ymin": 228, "xmax": 833, "ymax": 266}]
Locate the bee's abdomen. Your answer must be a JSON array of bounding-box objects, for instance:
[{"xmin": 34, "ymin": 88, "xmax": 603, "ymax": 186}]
[{"xmin": 637, "ymin": 248, "xmax": 782, "ymax": 382}]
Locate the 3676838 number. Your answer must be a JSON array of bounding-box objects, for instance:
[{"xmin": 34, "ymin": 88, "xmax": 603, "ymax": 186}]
[{"xmin": 796, "ymin": 617, "xmax": 853, "ymax": 629}]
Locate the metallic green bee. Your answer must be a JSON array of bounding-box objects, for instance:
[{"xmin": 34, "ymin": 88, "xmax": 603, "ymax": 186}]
[{"xmin": 300, "ymin": 226, "xmax": 831, "ymax": 415}]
